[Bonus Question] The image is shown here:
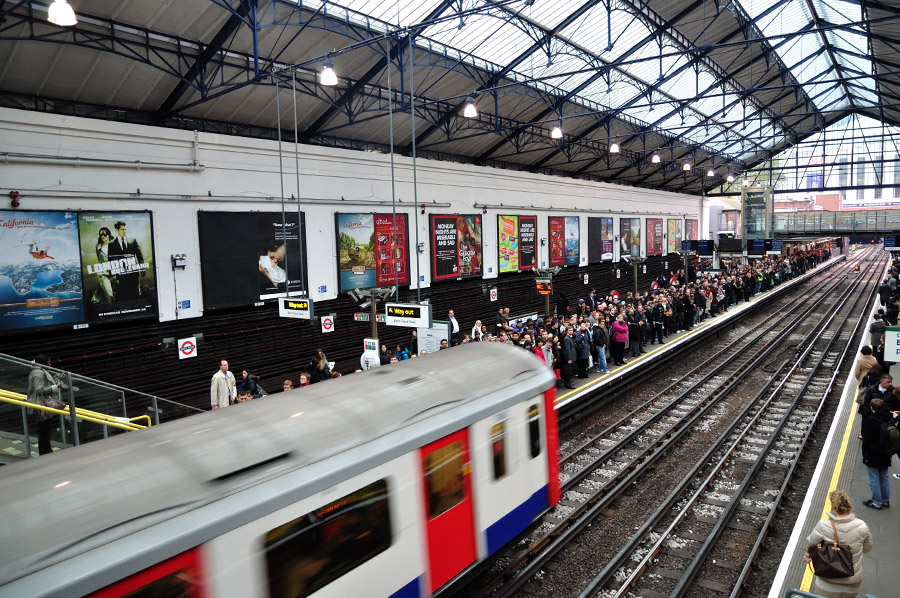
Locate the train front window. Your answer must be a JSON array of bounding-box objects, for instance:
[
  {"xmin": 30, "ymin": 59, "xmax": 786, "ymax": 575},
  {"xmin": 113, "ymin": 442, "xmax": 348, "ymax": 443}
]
[
  {"xmin": 424, "ymin": 441, "xmax": 465, "ymax": 518},
  {"xmin": 491, "ymin": 422, "xmax": 507, "ymax": 480},
  {"xmin": 527, "ymin": 404, "xmax": 541, "ymax": 459},
  {"xmin": 262, "ymin": 479, "xmax": 392, "ymax": 598}
]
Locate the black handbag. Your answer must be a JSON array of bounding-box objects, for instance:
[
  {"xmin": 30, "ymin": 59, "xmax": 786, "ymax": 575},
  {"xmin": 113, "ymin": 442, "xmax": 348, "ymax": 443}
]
[{"xmin": 808, "ymin": 518, "xmax": 853, "ymax": 579}]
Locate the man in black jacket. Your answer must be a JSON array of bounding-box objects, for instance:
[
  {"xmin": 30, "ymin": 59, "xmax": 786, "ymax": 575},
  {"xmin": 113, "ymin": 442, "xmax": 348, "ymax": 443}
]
[
  {"xmin": 862, "ymin": 375, "xmax": 893, "ymax": 416},
  {"xmin": 861, "ymin": 398, "xmax": 893, "ymax": 509},
  {"xmin": 561, "ymin": 326, "xmax": 578, "ymax": 389},
  {"xmin": 591, "ymin": 320, "xmax": 609, "ymax": 374}
]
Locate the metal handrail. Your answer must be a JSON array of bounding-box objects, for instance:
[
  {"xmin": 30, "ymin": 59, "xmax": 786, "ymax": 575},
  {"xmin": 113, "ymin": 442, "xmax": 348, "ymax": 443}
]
[{"xmin": 0, "ymin": 391, "xmax": 146, "ymax": 432}]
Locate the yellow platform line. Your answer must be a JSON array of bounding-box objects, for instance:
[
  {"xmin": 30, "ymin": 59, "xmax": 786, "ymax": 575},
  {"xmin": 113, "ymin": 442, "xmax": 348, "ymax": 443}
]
[{"xmin": 800, "ymin": 388, "xmax": 860, "ymax": 591}]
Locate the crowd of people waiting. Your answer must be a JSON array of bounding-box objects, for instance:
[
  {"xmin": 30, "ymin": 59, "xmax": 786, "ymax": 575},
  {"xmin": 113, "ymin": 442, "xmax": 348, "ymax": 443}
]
[{"xmin": 854, "ymin": 255, "xmax": 900, "ymax": 512}]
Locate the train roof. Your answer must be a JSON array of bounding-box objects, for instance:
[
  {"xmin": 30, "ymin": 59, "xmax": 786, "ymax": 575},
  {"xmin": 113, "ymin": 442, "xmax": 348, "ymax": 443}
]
[{"xmin": 0, "ymin": 342, "xmax": 554, "ymax": 587}]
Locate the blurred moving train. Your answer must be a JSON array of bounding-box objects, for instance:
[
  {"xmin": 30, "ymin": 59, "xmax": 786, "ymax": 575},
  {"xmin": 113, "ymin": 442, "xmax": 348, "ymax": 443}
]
[{"xmin": 0, "ymin": 343, "xmax": 560, "ymax": 598}]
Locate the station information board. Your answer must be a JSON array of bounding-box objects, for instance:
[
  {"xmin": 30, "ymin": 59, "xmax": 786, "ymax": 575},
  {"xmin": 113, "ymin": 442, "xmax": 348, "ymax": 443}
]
[
  {"xmin": 536, "ymin": 278, "xmax": 552, "ymax": 295},
  {"xmin": 885, "ymin": 235, "xmax": 899, "ymax": 251}
]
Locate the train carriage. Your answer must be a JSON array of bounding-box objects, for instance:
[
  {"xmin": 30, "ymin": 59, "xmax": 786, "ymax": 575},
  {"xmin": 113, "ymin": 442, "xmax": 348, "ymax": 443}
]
[{"xmin": 0, "ymin": 343, "xmax": 558, "ymax": 598}]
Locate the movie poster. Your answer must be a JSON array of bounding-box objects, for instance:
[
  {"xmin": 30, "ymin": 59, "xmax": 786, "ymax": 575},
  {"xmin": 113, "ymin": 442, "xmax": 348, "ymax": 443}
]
[
  {"xmin": 336, "ymin": 213, "xmax": 409, "ymax": 291},
  {"xmin": 549, "ymin": 216, "xmax": 579, "ymax": 266},
  {"xmin": 620, "ymin": 217, "xmax": 642, "ymax": 257},
  {"xmin": 667, "ymin": 219, "xmax": 682, "ymax": 254},
  {"xmin": 498, "ymin": 215, "xmax": 537, "ymax": 273},
  {"xmin": 430, "ymin": 214, "xmax": 482, "ymax": 280},
  {"xmin": 647, "ymin": 218, "xmax": 664, "ymax": 256},
  {"xmin": 0, "ymin": 210, "xmax": 84, "ymax": 330},
  {"xmin": 198, "ymin": 211, "xmax": 307, "ymax": 310},
  {"xmin": 686, "ymin": 218, "xmax": 699, "ymax": 240},
  {"xmin": 79, "ymin": 212, "xmax": 157, "ymax": 322}
]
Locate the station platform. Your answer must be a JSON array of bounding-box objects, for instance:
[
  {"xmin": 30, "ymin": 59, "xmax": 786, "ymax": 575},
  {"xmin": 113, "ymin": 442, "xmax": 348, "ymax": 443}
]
[
  {"xmin": 554, "ymin": 253, "xmax": 844, "ymax": 412},
  {"xmin": 769, "ymin": 258, "xmax": 892, "ymax": 598}
]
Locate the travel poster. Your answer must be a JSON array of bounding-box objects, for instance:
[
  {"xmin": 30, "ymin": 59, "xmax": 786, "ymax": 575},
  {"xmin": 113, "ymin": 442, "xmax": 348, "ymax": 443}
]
[
  {"xmin": 620, "ymin": 217, "xmax": 642, "ymax": 257},
  {"xmin": 667, "ymin": 219, "xmax": 682, "ymax": 254},
  {"xmin": 498, "ymin": 215, "xmax": 537, "ymax": 273},
  {"xmin": 0, "ymin": 210, "xmax": 84, "ymax": 330},
  {"xmin": 587, "ymin": 217, "xmax": 604, "ymax": 263},
  {"xmin": 430, "ymin": 214, "xmax": 482, "ymax": 280},
  {"xmin": 198, "ymin": 211, "xmax": 307, "ymax": 309},
  {"xmin": 336, "ymin": 213, "xmax": 409, "ymax": 291},
  {"xmin": 686, "ymin": 218, "xmax": 699, "ymax": 240},
  {"xmin": 79, "ymin": 211, "xmax": 158, "ymax": 323},
  {"xmin": 646, "ymin": 218, "xmax": 664, "ymax": 256}
]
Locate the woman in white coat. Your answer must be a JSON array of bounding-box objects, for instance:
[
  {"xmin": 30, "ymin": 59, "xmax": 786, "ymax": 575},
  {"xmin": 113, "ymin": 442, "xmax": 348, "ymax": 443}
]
[{"xmin": 804, "ymin": 490, "xmax": 873, "ymax": 598}]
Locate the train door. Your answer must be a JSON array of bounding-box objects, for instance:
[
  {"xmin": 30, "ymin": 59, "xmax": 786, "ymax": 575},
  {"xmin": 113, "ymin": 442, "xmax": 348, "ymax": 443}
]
[{"xmin": 420, "ymin": 428, "xmax": 477, "ymax": 593}]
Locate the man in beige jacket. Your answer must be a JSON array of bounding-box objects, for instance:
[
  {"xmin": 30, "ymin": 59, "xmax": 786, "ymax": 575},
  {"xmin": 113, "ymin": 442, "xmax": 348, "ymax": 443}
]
[
  {"xmin": 210, "ymin": 359, "xmax": 236, "ymax": 409},
  {"xmin": 854, "ymin": 346, "xmax": 879, "ymax": 384}
]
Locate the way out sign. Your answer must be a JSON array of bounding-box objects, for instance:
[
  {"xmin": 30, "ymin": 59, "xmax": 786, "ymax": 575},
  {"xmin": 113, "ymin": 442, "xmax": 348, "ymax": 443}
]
[
  {"xmin": 385, "ymin": 303, "xmax": 433, "ymax": 328},
  {"xmin": 279, "ymin": 297, "xmax": 314, "ymax": 320},
  {"xmin": 178, "ymin": 337, "xmax": 197, "ymax": 360}
]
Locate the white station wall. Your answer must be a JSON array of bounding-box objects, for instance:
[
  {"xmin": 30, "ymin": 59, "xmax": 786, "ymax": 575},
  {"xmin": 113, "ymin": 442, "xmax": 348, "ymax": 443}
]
[{"xmin": 0, "ymin": 107, "xmax": 708, "ymax": 323}]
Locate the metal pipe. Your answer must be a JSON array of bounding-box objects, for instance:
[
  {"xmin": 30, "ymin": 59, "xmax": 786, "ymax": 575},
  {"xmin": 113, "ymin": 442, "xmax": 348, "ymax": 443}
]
[
  {"xmin": 1, "ymin": 154, "xmax": 204, "ymax": 171},
  {"xmin": 65, "ymin": 372, "xmax": 80, "ymax": 446},
  {"xmin": 387, "ymin": 38, "xmax": 399, "ymax": 300},
  {"xmin": 275, "ymin": 74, "xmax": 289, "ymax": 296},
  {"xmin": 10, "ymin": 188, "xmax": 451, "ymax": 206},
  {"xmin": 292, "ymin": 70, "xmax": 306, "ymax": 296},
  {"xmin": 474, "ymin": 202, "xmax": 693, "ymax": 216},
  {"xmin": 410, "ymin": 31, "xmax": 421, "ymax": 302}
]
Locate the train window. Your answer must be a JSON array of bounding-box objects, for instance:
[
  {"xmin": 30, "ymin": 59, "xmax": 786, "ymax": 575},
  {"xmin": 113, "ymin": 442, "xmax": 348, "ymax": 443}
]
[
  {"xmin": 88, "ymin": 550, "xmax": 203, "ymax": 598},
  {"xmin": 527, "ymin": 404, "xmax": 541, "ymax": 459},
  {"xmin": 491, "ymin": 422, "xmax": 507, "ymax": 480},
  {"xmin": 424, "ymin": 441, "xmax": 465, "ymax": 518},
  {"xmin": 262, "ymin": 479, "xmax": 392, "ymax": 598}
]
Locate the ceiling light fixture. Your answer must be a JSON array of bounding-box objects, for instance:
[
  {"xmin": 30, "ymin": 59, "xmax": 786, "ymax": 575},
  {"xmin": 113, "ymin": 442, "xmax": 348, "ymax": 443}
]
[
  {"xmin": 609, "ymin": 141, "xmax": 620, "ymax": 154},
  {"xmin": 463, "ymin": 96, "xmax": 477, "ymax": 118},
  {"xmin": 551, "ymin": 124, "xmax": 563, "ymax": 139},
  {"xmin": 726, "ymin": 174, "xmax": 735, "ymax": 183},
  {"xmin": 319, "ymin": 59, "xmax": 338, "ymax": 86},
  {"xmin": 48, "ymin": 0, "xmax": 77, "ymax": 26},
  {"xmin": 742, "ymin": 179, "xmax": 751, "ymax": 187},
  {"xmin": 651, "ymin": 153, "xmax": 661, "ymax": 164},
  {"xmin": 706, "ymin": 168, "xmax": 715, "ymax": 177},
  {"xmin": 683, "ymin": 162, "xmax": 692, "ymax": 171}
]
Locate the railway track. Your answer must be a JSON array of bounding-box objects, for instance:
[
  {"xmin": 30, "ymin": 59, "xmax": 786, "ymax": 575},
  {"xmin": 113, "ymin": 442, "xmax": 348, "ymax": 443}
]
[{"xmin": 461, "ymin": 250, "xmax": 883, "ymax": 598}]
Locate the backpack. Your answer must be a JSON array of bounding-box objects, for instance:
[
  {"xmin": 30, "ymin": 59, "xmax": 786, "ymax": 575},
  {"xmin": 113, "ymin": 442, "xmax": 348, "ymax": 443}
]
[{"xmin": 878, "ymin": 419, "xmax": 900, "ymax": 455}]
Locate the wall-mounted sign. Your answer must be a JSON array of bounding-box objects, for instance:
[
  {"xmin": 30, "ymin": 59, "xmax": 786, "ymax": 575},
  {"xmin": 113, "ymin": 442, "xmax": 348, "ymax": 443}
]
[
  {"xmin": 321, "ymin": 315, "xmax": 335, "ymax": 333},
  {"xmin": 686, "ymin": 219, "xmax": 699, "ymax": 241},
  {"xmin": 385, "ymin": 302, "xmax": 433, "ymax": 328},
  {"xmin": 667, "ymin": 219, "xmax": 683, "ymax": 255},
  {"xmin": 178, "ymin": 337, "xmax": 197, "ymax": 360},
  {"xmin": 536, "ymin": 278, "xmax": 552, "ymax": 295},
  {"xmin": 353, "ymin": 313, "xmax": 386, "ymax": 322},
  {"xmin": 278, "ymin": 297, "xmax": 314, "ymax": 319},
  {"xmin": 490, "ymin": 288, "xmax": 498, "ymax": 302}
]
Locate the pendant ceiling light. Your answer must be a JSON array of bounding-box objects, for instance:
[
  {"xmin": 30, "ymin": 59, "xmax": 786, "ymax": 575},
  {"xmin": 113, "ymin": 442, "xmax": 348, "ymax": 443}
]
[
  {"xmin": 319, "ymin": 59, "xmax": 338, "ymax": 86},
  {"xmin": 48, "ymin": 0, "xmax": 77, "ymax": 26},
  {"xmin": 463, "ymin": 96, "xmax": 477, "ymax": 118}
]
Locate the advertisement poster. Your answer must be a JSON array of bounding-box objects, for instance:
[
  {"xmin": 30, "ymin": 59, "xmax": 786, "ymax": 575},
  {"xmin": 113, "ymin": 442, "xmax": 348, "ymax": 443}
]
[
  {"xmin": 336, "ymin": 213, "xmax": 409, "ymax": 291},
  {"xmin": 647, "ymin": 218, "xmax": 664, "ymax": 255},
  {"xmin": 667, "ymin": 219, "xmax": 683, "ymax": 254},
  {"xmin": 686, "ymin": 218, "xmax": 699, "ymax": 241},
  {"xmin": 601, "ymin": 217, "xmax": 613, "ymax": 260},
  {"xmin": 79, "ymin": 212, "xmax": 157, "ymax": 322},
  {"xmin": 620, "ymin": 217, "xmax": 642, "ymax": 257},
  {"xmin": 430, "ymin": 214, "xmax": 482, "ymax": 280},
  {"xmin": 587, "ymin": 217, "xmax": 603, "ymax": 263},
  {"xmin": 498, "ymin": 215, "xmax": 537, "ymax": 273},
  {"xmin": 549, "ymin": 216, "xmax": 580, "ymax": 266},
  {"xmin": 198, "ymin": 212, "xmax": 307, "ymax": 310},
  {"xmin": 0, "ymin": 210, "xmax": 84, "ymax": 330}
]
